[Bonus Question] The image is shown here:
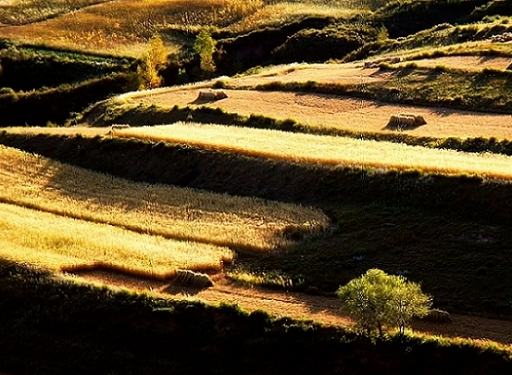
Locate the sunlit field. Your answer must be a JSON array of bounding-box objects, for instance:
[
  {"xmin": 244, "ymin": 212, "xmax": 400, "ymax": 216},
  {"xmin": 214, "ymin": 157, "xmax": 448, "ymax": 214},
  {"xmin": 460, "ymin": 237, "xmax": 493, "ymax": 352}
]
[
  {"xmin": 0, "ymin": 145, "xmax": 329, "ymax": 252},
  {"xmin": 0, "ymin": 202, "xmax": 233, "ymax": 278},
  {"xmin": 0, "ymin": 0, "xmax": 357, "ymax": 55},
  {"xmin": 226, "ymin": 2, "xmax": 362, "ymax": 33},
  {"xmin": 0, "ymin": 0, "xmax": 109, "ymax": 25},
  {"xmin": 114, "ymin": 123, "xmax": 512, "ymax": 179},
  {"xmin": 0, "ymin": 0, "xmax": 262, "ymax": 55}
]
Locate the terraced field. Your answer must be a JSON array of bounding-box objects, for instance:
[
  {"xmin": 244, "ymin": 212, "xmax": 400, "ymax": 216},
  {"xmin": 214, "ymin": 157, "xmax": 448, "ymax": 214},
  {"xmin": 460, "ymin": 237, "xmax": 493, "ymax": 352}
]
[
  {"xmin": 117, "ymin": 58, "xmax": 512, "ymax": 140},
  {"xmin": 114, "ymin": 122, "xmax": 512, "ymax": 179},
  {"xmin": 0, "ymin": 144, "xmax": 329, "ymax": 277},
  {"xmin": 3, "ymin": 1, "xmax": 512, "ymax": 373}
]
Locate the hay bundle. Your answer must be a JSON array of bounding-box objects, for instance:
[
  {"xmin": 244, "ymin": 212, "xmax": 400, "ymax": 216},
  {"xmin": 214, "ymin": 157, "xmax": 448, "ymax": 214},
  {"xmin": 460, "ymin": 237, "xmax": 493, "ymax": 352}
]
[
  {"xmin": 197, "ymin": 90, "xmax": 217, "ymax": 101},
  {"xmin": 197, "ymin": 89, "xmax": 228, "ymax": 102},
  {"xmin": 214, "ymin": 89, "xmax": 228, "ymax": 99},
  {"xmin": 173, "ymin": 269, "xmax": 214, "ymax": 289},
  {"xmin": 419, "ymin": 309, "xmax": 452, "ymax": 324},
  {"xmin": 108, "ymin": 124, "xmax": 131, "ymax": 136},
  {"xmin": 111, "ymin": 124, "xmax": 131, "ymax": 130},
  {"xmin": 507, "ymin": 62, "xmax": 512, "ymax": 70},
  {"xmin": 387, "ymin": 113, "xmax": 426, "ymax": 130}
]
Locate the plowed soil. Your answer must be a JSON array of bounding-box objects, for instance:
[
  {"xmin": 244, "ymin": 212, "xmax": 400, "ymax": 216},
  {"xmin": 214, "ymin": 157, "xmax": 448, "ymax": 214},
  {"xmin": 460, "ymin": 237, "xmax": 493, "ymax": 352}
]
[{"xmin": 71, "ymin": 270, "xmax": 512, "ymax": 347}]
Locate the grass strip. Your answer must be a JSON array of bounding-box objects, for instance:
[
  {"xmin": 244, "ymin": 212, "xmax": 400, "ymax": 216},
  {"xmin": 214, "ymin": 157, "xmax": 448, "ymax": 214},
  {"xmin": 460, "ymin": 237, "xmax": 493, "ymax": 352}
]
[{"xmin": 0, "ymin": 260, "xmax": 511, "ymax": 375}]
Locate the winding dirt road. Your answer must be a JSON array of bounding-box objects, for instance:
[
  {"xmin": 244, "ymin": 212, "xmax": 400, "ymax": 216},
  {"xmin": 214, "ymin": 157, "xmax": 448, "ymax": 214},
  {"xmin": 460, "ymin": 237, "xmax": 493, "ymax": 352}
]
[{"xmin": 71, "ymin": 270, "xmax": 512, "ymax": 348}]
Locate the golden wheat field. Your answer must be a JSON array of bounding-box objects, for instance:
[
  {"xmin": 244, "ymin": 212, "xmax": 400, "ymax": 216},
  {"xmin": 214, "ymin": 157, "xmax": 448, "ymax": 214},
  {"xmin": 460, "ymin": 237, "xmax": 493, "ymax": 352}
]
[
  {"xmin": 0, "ymin": 145, "xmax": 329, "ymax": 253},
  {"xmin": 0, "ymin": 201, "xmax": 233, "ymax": 278},
  {"xmin": 114, "ymin": 123, "xmax": 512, "ymax": 179}
]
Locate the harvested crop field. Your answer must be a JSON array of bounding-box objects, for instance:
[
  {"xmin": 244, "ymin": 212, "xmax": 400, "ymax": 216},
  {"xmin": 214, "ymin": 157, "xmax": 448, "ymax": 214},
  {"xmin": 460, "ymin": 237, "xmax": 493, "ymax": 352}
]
[
  {"xmin": 125, "ymin": 86, "xmax": 512, "ymax": 140},
  {"xmin": 0, "ymin": 201, "xmax": 232, "ymax": 277},
  {"xmin": 405, "ymin": 56, "xmax": 512, "ymax": 71}
]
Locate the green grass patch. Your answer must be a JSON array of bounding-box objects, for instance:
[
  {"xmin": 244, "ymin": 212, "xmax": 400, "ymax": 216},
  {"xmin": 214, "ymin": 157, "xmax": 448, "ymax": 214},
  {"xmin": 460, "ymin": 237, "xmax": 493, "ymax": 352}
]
[
  {"xmin": 232, "ymin": 201, "xmax": 512, "ymax": 319},
  {"xmin": 345, "ymin": 21, "xmax": 512, "ymax": 62}
]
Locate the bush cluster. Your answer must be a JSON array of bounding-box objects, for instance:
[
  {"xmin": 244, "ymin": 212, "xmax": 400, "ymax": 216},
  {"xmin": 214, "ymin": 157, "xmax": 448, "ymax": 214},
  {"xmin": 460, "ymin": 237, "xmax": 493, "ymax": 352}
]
[
  {"xmin": 469, "ymin": 0, "xmax": 512, "ymax": 21},
  {"xmin": 372, "ymin": 0, "xmax": 491, "ymax": 38},
  {"xmin": 271, "ymin": 23, "xmax": 378, "ymax": 64}
]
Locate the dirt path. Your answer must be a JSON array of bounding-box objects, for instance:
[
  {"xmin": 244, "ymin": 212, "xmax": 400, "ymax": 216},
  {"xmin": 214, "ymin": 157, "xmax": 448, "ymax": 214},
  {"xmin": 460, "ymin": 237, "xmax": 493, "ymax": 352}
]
[{"xmin": 70, "ymin": 270, "xmax": 512, "ymax": 347}]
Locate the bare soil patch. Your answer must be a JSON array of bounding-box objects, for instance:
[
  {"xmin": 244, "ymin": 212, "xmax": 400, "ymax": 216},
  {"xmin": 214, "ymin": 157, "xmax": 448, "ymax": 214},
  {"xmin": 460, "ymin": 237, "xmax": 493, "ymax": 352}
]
[{"xmin": 72, "ymin": 270, "xmax": 512, "ymax": 347}]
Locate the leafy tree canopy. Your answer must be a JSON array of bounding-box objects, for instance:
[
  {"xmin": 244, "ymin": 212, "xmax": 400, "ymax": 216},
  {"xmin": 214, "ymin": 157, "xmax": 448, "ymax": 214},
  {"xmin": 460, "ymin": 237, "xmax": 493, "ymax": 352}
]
[{"xmin": 336, "ymin": 268, "xmax": 432, "ymax": 336}]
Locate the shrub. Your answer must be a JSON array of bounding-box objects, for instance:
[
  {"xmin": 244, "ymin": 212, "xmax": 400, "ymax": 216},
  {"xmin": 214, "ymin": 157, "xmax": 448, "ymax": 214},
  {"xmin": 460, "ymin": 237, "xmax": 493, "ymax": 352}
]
[
  {"xmin": 194, "ymin": 28, "xmax": 217, "ymax": 75},
  {"xmin": 337, "ymin": 269, "xmax": 432, "ymax": 336},
  {"xmin": 137, "ymin": 35, "xmax": 168, "ymax": 90},
  {"xmin": 271, "ymin": 24, "xmax": 377, "ymax": 63}
]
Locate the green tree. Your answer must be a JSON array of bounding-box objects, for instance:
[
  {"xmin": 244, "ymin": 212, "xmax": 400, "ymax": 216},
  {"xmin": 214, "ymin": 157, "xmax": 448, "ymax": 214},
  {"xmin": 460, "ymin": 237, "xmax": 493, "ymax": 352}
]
[
  {"xmin": 193, "ymin": 28, "xmax": 216, "ymax": 75},
  {"xmin": 137, "ymin": 35, "xmax": 168, "ymax": 90},
  {"xmin": 336, "ymin": 269, "xmax": 431, "ymax": 336}
]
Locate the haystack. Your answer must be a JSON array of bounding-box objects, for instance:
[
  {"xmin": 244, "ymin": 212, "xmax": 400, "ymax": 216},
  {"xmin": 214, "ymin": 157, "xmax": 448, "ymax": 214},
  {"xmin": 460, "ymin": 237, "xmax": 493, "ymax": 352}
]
[
  {"xmin": 363, "ymin": 56, "xmax": 402, "ymax": 69},
  {"xmin": 172, "ymin": 269, "xmax": 214, "ymax": 289},
  {"xmin": 386, "ymin": 113, "xmax": 426, "ymax": 130},
  {"xmin": 196, "ymin": 89, "xmax": 228, "ymax": 102}
]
